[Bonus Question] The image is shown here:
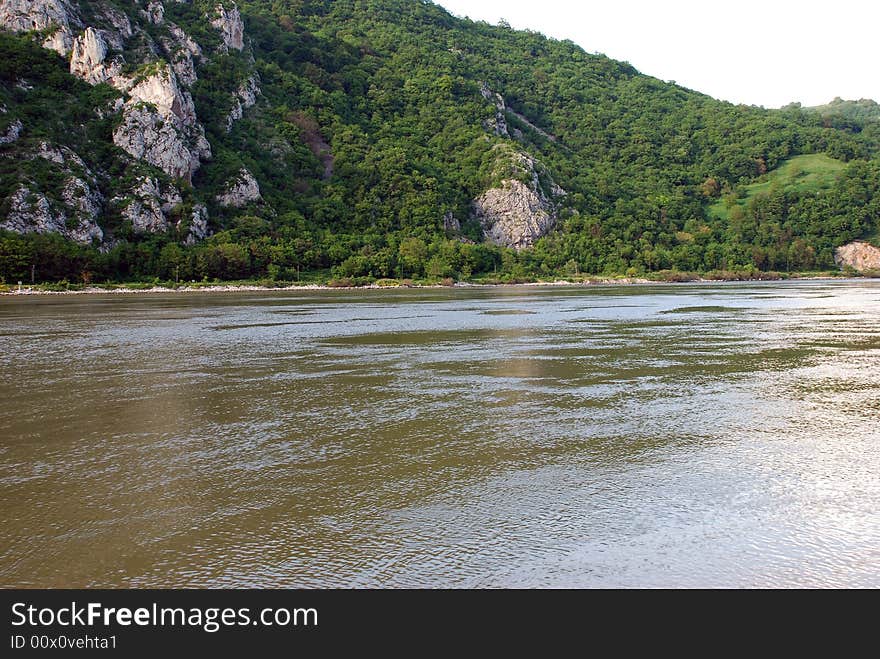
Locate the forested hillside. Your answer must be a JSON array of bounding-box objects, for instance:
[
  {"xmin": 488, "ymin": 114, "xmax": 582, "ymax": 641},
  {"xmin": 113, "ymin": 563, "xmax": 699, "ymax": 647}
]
[{"xmin": 1, "ymin": 0, "xmax": 879, "ymax": 285}]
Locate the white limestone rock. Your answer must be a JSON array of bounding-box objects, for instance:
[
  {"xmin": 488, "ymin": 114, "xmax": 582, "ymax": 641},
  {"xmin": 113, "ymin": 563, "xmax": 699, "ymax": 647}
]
[
  {"xmin": 472, "ymin": 150, "xmax": 564, "ymax": 250},
  {"xmin": 142, "ymin": 1, "xmax": 165, "ymax": 25},
  {"xmin": 834, "ymin": 241, "xmax": 880, "ymax": 272},
  {"xmin": 480, "ymin": 81, "xmax": 508, "ymax": 138},
  {"xmin": 126, "ymin": 64, "xmax": 197, "ymax": 125},
  {"xmin": 443, "ymin": 211, "xmax": 460, "ymax": 233},
  {"xmin": 225, "ymin": 73, "xmax": 259, "ymax": 132},
  {"xmin": 42, "ymin": 26, "xmax": 74, "ymax": 55},
  {"xmin": 1, "ymin": 183, "xmax": 103, "ymax": 244},
  {"xmin": 93, "ymin": 2, "xmax": 132, "ymax": 50},
  {"xmin": 32, "ymin": 142, "xmax": 90, "ymax": 175},
  {"xmin": 0, "ymin": 0, "xmax": 80, "ymax": 55},
  {"xmin": 61, "ymin": 176, "xmax": 105, "ymax": 242},
  {"xmin": 162, "ymin": 23, "xmax": 203, "ymax": 86},
  {"xmin": 69, "ymin": 27, "xmax": 123, "ymax": 85},
  {"xmin": 216, "ymin": 168, "xmax": 262, "ymax": 208},
  {"xmin": 112, "ymin": 105, "xmax": 208, "ymax": 182},
  {"xmin": 211, "ymin": 3, "xmax": 244, "ymax": 52},
  {"xmin": 181, "ymin": 203, "xmax": 210, "ymax": 245},
  {"xmin": 115, "ymin": 176, "xmax": 182, "ymax": 234},
  {"xmin": 0, "ymin": 119, "xmax": 23, "ymax": 144},
  {"xmin": 112, "ymin": 65, "xmax": 211, "ymax": 181}
]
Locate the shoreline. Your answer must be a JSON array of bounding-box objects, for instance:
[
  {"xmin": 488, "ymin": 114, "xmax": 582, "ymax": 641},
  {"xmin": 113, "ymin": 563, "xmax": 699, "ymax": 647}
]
[{"xmin": 0, "ymin": 274, "xmax": 861, "ymax": 296}]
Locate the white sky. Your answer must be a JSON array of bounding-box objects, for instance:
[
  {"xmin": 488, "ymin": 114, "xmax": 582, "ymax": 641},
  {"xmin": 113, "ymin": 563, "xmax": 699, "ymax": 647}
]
[{"xmin": 434, "ymin": 0, "xmax": 879, "ymax": 108}]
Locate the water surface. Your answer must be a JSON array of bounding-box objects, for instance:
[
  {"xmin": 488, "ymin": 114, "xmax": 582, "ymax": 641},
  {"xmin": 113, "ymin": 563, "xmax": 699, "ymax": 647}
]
[{"xmin": 1, "ymin": 281, "xmax": 878, "ymax": 587}]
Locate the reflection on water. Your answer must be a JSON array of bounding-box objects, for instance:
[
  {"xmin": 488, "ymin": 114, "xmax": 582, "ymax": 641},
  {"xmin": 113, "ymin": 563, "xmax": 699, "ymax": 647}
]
[{"xmin": 0, "ymin": 281, "xmax": 878, "ymax": 587}]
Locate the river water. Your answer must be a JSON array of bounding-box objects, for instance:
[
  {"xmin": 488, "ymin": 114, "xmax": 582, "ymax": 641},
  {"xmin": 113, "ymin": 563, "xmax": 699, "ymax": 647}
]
[{"xmin": 0, "ymin": 281, "xmax": 878, "ymax": 588}]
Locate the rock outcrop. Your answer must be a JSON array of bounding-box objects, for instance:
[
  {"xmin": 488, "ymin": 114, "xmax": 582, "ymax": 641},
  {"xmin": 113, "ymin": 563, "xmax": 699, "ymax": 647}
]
[
  {"xmin": 127, "ymin": 64, "xmax": 196, "ymax": 124},
  {"xmin": 474, "ymin": 181, "xmax": 555, "ymax": 250},
  {"xmin": 69, "ymin": 27, "xmax": 122, "ymax": 85},
  {"xmin": 180, "ymin": 204, "xmax": 210, "ymax": 245},
  {"xmin": 212, "ymin": 3, "xmax": 244, "ymax": 52},
  {"xmin": 114, "ymin": 176, "xmax": 182, "ymax": 234},
  {"xmin": 225, "ymin": 73, "xmax": 259, "ymax": 132},
  {"xmin": 94, "ymin": 2, "xmax": 132, "ymax": 49},
  {"xmin": 112, "ymin": 64, "xmax": 210, "ymax": 181},
  {"xmin": 0, "ymin": 0, "xmax": 79, "ymax": 55},
  {"xmin": 32, "ymin": 140, "xmax": 88, "ymax": 169},
  {"xmin": 216, "ymin": 168, "xmax": 262, "ymax": 208},
  {"xmin": 834, "ymin": 241, "xmax": 880, "ymax": 272},
  {"xmin": 0, "ymin": 138, "xmax": 101, "ymax": 246},
  {"xmin": 1, "ymin": 181, "xmax": 103, "ymax": 245},
  {"xmin": 473, "ymin": 150, "xmax": 564, "ymax": 250},
  {"xmin": 142, "ymin": 1, "xmax": 165, "ymax": 25},
  {"xmin": 0, "ymin": 141, "xmax": 105, "ymax": 243},
  {"xmin": 0, "ymin": 118, "xmax": 23, "ymax": 144},
  {"xmin": 61, "ymin": 176, "xmax": 104, "ymax": 239},
  {"xmin": 163, "ymin": 23, "xmax": 202, "ymax": 86},
  {"xmin": 480, "ymin": 82, "xmax": 509, "ymax": 138},
  {"xmin": 443, "ymin": 211, "xmax": 460, "ymax": 233}
]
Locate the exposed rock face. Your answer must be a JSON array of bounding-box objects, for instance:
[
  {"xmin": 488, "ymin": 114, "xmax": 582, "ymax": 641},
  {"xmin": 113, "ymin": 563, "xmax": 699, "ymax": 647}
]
[
  {"xmin": 834, "ymin": 241, "xmax": 880, "ymax": 271},
  {"xmin": 0, "ymin": 118, "xmax": 23, "ymax": 144},
  {"xmin": 1, "ymin": 183, "xmax": 103, "ymax": 244},
  {"xmin": 43, "ymin": 27, "xmax": 74, "ymax": 55},
  {"xmin": 474, "ymin": 181, "xmax": 555, "ymax": 250},
  {"xmin": 181, "ymin": 203, "xmax": 210, "ymax": 245},
  {"xmin": 0, "ymin": 0, "xmax": 79, "ymax": 55},
  {"xmin": 142, "ymin": 1, "xmax": 165, "ymax": 25},
  {"xmin": 127, "ymin": 65, "xmax": 197, "ymax": 124},
  {"xmin": 225, "ymin": 73, "xmax": 259, "ymax": 132},
  {"xmin": 112, "ymin": 65, "xmax": 210, "ymax": 181},
  {"xmin": 479, "ymin": 81, "xmax": 559, "ymax": 144},
  {"xmin": 1, "ymin": 141, "xmax": 105, "ymax": 243},
  {"xmin": 115, "ymin": 176, "xmax": 182, "ymax": 234},
  {"xmin": 212, "ymin": 3, "xmax": 244, "ymax": 51},
  {"xmin": 69, "ymin": 27, "xmax": 122, "ymax": 85},
  {"xmin": 113, "ymin": 106, "xmax": 195, "ymax": 181},
  {"xmin": 61, "ymin": 176, "xmax": 104, "ymax": 239},
  {"xmin": 93, "ymin": 3, "xmax": 132, "ymax": 50},
  {"xmin": 33, "ymin": 141, "xmax": 88, "ymax": 170},
  {"xmin": 163, "ymin": 23, "xmax": 202, "ymax": 86},
  {"xmin": 443, "ymin": 211, "xmax": 460, "ymax": 233},
  {"xmin": 216, "ymin": 168, "xmax": 262, "ymax": 208},
  {"xmin": 473, "ymin": 151, "xmax": 564, "ymax": 250},
  {"xmin": 480, "ymin": 82, "xmax": 508, "ymax": 138}
]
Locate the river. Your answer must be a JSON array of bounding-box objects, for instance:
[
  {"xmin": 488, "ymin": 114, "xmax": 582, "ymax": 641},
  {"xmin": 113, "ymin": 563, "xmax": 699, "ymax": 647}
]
[{"xmin": 1, "ymin": 281, "xmax": 878, "ymax": 587}]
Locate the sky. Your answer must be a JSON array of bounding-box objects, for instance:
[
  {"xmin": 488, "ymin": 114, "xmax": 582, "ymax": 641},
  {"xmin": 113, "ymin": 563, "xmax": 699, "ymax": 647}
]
[{"xmin": 434, "ymin": 0, "xmax": 879, "ymax": 108}]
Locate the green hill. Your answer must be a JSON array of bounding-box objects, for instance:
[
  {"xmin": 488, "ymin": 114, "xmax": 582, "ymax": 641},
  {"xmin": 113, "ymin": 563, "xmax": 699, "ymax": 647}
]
[
  {"xmin": 1, "ymin": 0, "xmax": 879, "ymax": 284},
  {"xmin": 709, "ymin": 154, "xmax": 846, "ymax": 221},
  {"xmin": 807, "ymin": 98, "xmax": 880, "ymax": 130}
]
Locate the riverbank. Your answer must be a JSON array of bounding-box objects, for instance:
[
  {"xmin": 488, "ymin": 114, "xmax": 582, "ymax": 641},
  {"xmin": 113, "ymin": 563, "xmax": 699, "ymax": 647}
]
[{"xmin": 0, "ymin": 271, "xmax": 865, "ymax": 296}]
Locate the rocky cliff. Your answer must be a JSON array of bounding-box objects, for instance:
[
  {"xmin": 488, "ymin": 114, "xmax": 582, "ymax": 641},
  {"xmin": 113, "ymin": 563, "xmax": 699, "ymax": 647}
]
[
  {"xmin": 225, "ymin": 72, "xmax": 259, "ymax": 132},
  {"xmin": 112, "ymin": 63, "xmax": 211, "ymax": 182},
  {"xmin": 69, "ymin": 26, "xmax": 121, "ymax": 85},
  {"xmin": 212, "ymin": 3, "xmax": 244, "ymax": 52},
  {"xmin": 0, "ymin": 0, "xmax": 80, "ymax": 55},
  {"xmin": 472, "ymin": 148, "xmax": 565, "ymax": 250},
  {"xmin": 216, "ymin": 168, "xmax": 262, "ymax": 208},
  {"xmin": 0, "ymin": 0, "xmax": 262, "ymax": 245},
  {"xmin": 0, "ymin": 142, "xmax": 103, "ymax": 244},
  {"xmin": 834, "ymin": 241, "xmax": 880, "ymax": 272}
]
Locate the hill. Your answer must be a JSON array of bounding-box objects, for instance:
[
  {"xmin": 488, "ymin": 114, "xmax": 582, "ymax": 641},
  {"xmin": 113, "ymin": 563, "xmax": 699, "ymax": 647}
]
[
  {"xmin": 1, "ymin": 0, "xmax": 879, "ymax": 284},
  {"xmin": 806, "ymin": 98, "xmax": 880, "ymax": 131},
  {"xmin": 708, "ymin": 154, "xmax": 846, "ymax": 221}
]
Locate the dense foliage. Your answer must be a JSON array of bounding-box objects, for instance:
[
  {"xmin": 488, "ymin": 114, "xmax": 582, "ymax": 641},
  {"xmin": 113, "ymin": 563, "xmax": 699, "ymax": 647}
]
[{"xmin": 1, "ymin": 0, "xmax": 879, "ymax": 284}]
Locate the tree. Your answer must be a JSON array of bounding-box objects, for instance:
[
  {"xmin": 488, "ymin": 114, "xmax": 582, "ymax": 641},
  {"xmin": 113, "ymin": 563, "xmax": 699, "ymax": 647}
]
[{"xmin": 398, "ymin": 237, "xmax": 427, "ymax": 277}]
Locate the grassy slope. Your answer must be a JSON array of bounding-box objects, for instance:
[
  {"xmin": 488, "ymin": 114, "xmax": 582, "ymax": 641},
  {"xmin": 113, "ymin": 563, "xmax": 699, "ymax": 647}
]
[{"xmin": 709, "ymin": 154, "xmax": 846, "ymax": 221}]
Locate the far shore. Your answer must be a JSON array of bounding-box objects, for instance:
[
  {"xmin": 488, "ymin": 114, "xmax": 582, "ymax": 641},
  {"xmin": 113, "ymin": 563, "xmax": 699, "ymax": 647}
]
[{"xmin": 0, "ymin": 273, "xmax": 870, "ymax": 296}]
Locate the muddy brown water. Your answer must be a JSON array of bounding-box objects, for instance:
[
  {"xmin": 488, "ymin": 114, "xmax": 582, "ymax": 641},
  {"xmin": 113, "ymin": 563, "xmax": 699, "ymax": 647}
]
[{"xmin": 1, "ymin": 281, "xmax": 878, "ymax": 587}]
